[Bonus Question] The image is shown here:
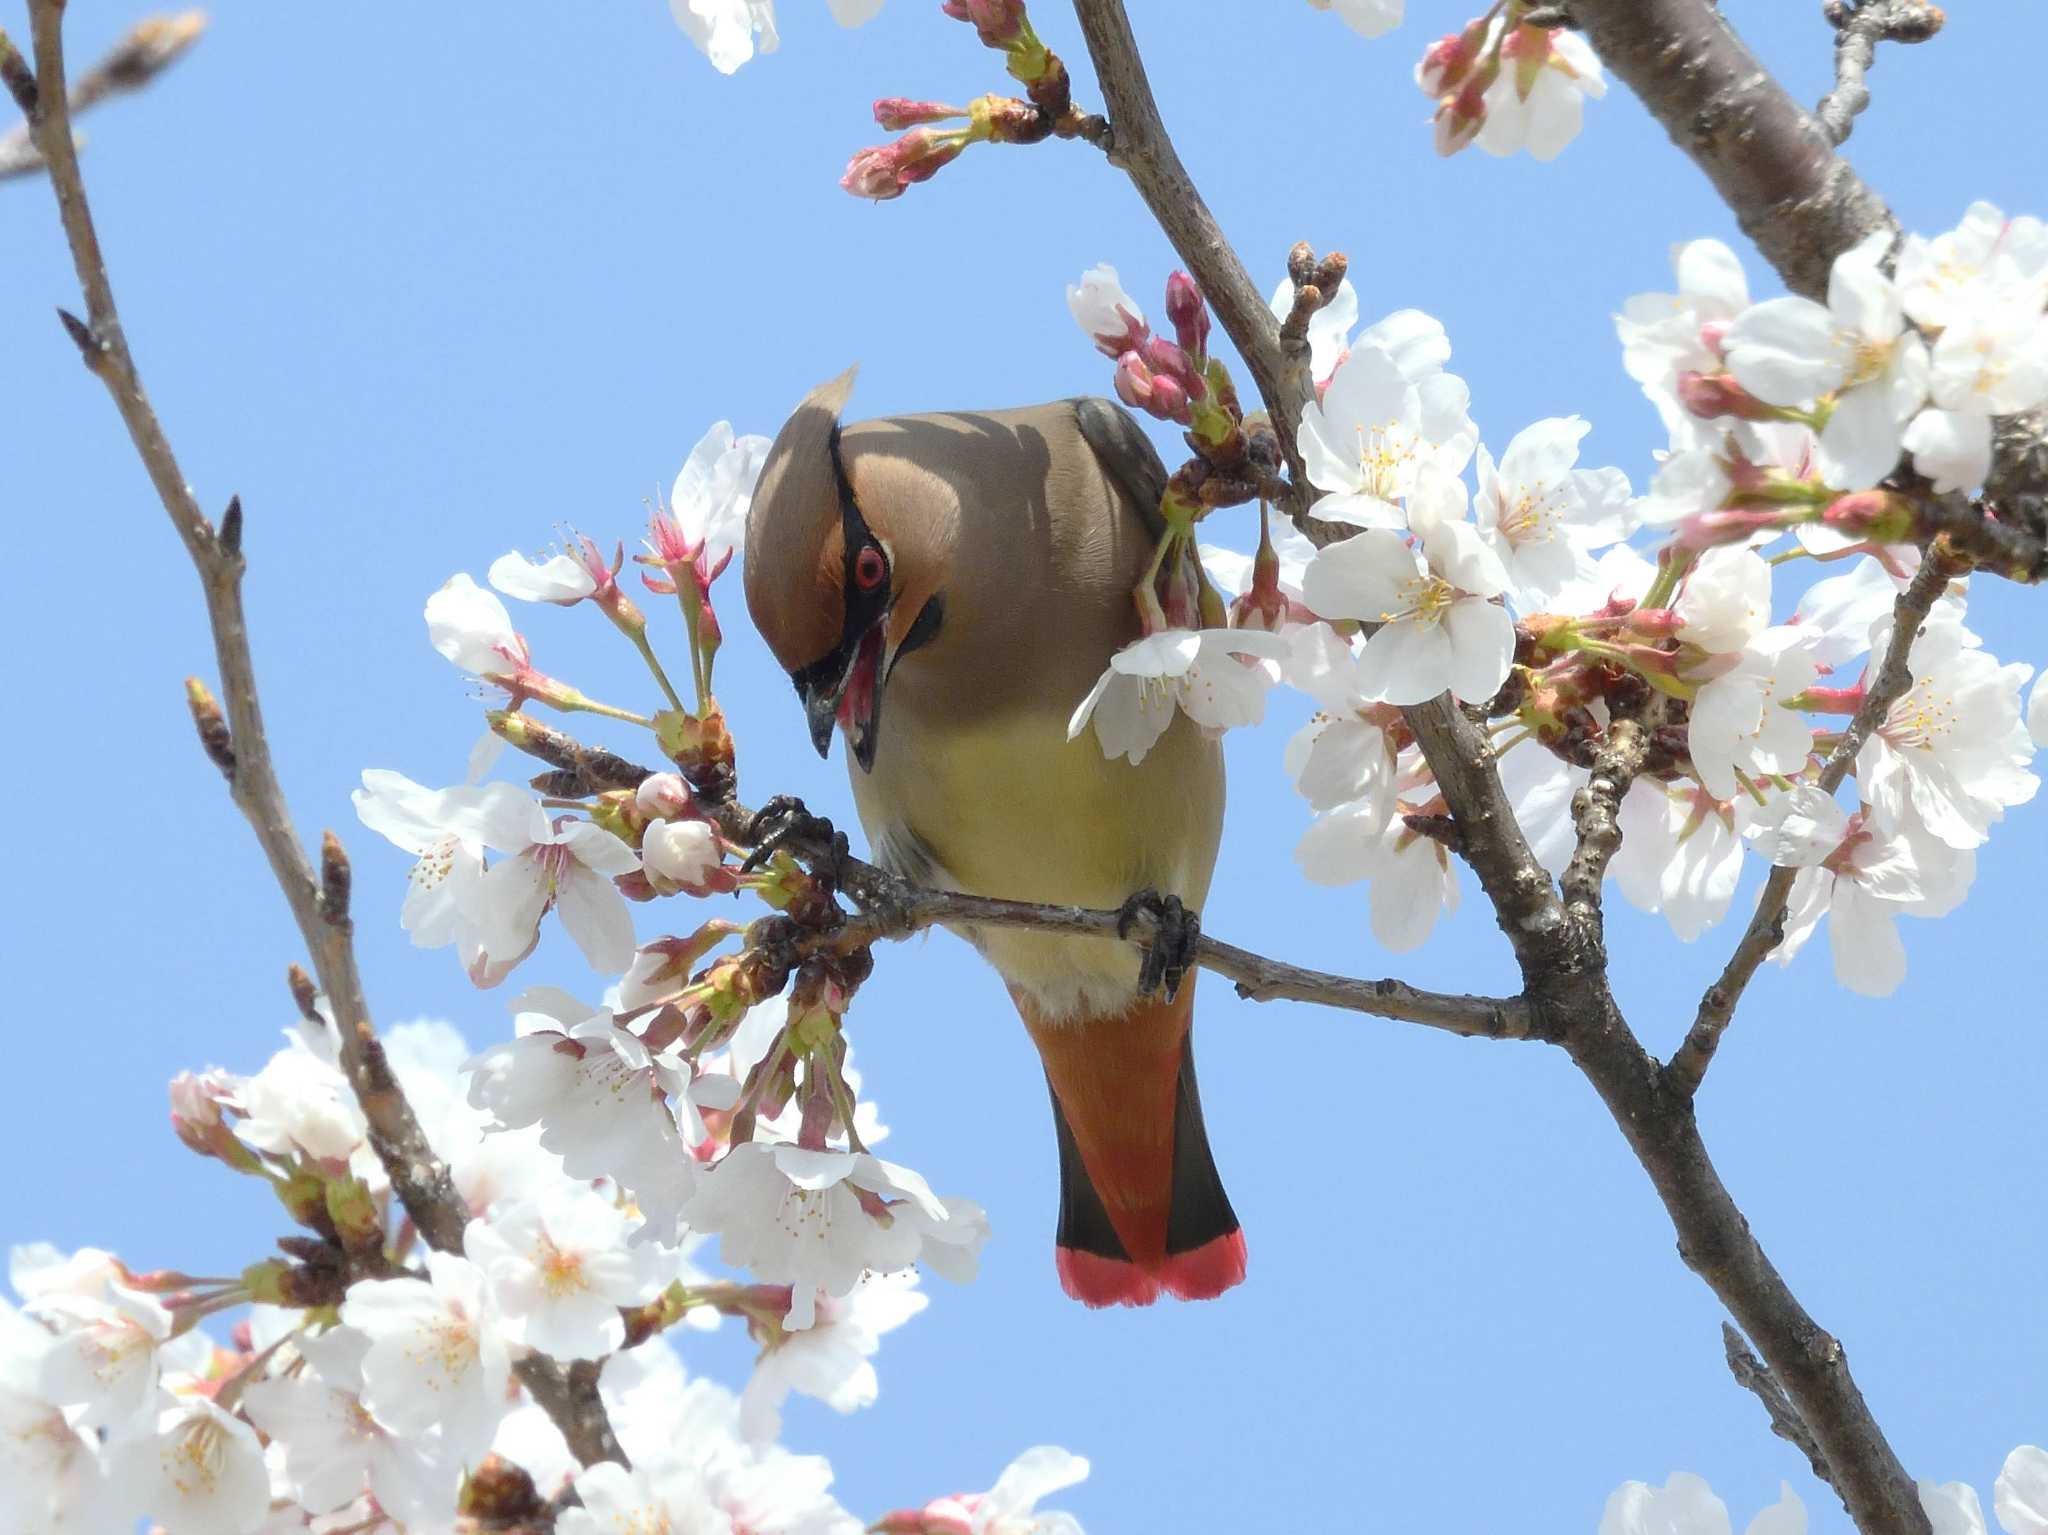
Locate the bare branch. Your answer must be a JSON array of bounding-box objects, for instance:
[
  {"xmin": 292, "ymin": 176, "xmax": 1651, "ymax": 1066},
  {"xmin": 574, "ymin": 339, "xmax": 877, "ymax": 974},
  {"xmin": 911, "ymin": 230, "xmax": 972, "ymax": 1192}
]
[
  {"xmin": 489, "ymin": 713, "xmax": 1541, "ymax": 1042},
  {"xmin": 0, "ymin": 10, "xmax": 204, "ymax": 181},
  {"xmin": 1816, "ymin": 0, "xmax": 1945, "ymax": 148},
  {"xmin": 17, "ymin": 0, "xmax": 621, "ymax": 1469},
  {"xmin": 1566, "ymin": 0, "xmax": 1895, "ymax": 301},
  {"xmin": 1723, "ymin": 1322, "xmax": 1840, "ymax": 1496},
  {"xmin": 1669, "ymin": 551, "xmax": 1956, "ymax": 1099}
]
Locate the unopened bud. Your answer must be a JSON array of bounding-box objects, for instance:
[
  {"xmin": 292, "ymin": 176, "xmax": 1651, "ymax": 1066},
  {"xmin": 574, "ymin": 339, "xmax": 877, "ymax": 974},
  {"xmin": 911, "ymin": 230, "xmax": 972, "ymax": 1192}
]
[
  {"xmin": 1828, "ymin": 489, "xmax": 1917, "ymax": 543},
  {"xmin": 942, "ymin": 0, "xmax": 1025, "ymax": 47},
  {"xmin": 1416, "ymin": 14, "xmax": 1490, "ymax": 97},
  {"xmin": 1164, "ymin": 271, "xmax": 1210, "ymax": 359},
  {"xmin": 1433, "ymin": 75, "xmax": 1490, "ymax": 156},
  {"xmin": 873, "ymin": 97, "xmax": 968, "ymax": 129},
  {"xmin": 635, "ymin": 772, "xmax": 698, "ymax": 821},
  {"xmin": 840, "ymin": 128, "xmax": 969, "ymax": 202},
  {"xmin": 1676, "ymin": 370, "xmax": 1779, "ymax": 423}
]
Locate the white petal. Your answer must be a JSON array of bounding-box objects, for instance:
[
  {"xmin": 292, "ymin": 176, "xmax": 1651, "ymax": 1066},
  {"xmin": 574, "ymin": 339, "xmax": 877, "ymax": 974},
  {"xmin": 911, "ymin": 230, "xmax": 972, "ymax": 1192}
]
[{"xmin": 1725, "ymin": 297, "xmax": 1845, "ymax": 406}]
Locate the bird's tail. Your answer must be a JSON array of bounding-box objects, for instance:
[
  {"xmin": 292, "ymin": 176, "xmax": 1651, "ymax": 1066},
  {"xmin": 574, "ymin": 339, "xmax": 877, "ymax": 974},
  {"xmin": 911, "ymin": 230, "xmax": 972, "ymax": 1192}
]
[{"xmin": 1014, "ymin": 983, "xmax": 1246, "ymax": 1307}]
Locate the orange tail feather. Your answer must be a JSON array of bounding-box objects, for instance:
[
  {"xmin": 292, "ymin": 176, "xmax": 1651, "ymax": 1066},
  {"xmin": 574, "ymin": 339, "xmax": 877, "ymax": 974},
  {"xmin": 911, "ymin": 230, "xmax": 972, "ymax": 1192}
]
[{"xmin": 1013, "ymin": 984, "xmax": 1245, "ymax": 1306}]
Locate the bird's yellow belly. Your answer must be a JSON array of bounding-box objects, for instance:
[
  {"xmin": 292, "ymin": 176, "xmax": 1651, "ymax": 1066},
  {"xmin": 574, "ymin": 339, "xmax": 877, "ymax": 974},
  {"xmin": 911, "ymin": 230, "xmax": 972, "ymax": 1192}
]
[{"xmin": 850, "ymin": 704, "xmax": 1223, "ymax": 1022}]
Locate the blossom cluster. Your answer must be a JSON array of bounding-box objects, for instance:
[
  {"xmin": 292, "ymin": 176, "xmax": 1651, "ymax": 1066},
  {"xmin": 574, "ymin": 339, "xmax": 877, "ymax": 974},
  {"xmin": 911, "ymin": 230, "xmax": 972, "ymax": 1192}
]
[
  {"xmin": 1600, "ymin": 1454, "xmax": 2048, "ymax": 1535},
  {"xmin": 0, "ymin": 421, "xmax": 1090, "ymax": 1535},
  {"xmin": 1067, "ymin": 203, "xmax": 2048, "ymax": 997}
]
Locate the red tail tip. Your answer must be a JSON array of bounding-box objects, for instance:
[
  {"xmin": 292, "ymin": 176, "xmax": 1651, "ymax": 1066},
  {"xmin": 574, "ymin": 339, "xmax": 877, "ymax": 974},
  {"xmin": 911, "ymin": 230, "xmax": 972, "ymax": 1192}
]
[
  {"xmin": 1158, "ymin": 1229, "xmax": 1248, "ymax": 1301},
  {"xmin": 1056, "ymin": 1247, "xmax": 1163, "ymax": 1308}
]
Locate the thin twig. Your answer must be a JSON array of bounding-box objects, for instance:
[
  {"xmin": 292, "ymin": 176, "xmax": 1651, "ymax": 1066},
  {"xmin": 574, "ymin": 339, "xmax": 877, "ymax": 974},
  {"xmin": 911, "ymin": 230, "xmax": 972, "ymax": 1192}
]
[
  {"xmin": 1815, "ymin": 0, "xmax": 1945, "ymax": 147},
  {"xmin": 18, "ymin": 0, "xmax": 621, "ymax": 1470},
  {"xmin": 491, "ymin": 716, "xmax": 1542, "ymax": 1042},
  {"xmin": 1669, "ymin": 551, "xmax": 1954, "ymax": 1099},
  {"xmin": 1723, "ymin": 1323, "xmax": 1840, "ymax": 1495},
  {"xmin": 0, "ymin": 11, "xmax": 204, "ymax": 181}
]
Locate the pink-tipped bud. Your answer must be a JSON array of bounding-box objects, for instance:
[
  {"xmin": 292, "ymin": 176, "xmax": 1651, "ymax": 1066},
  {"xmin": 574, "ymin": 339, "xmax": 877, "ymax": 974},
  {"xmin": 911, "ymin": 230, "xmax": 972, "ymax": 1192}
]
[
  {"xmin": 1164, "ymin": 271, "xmax": 1211, "ymax": 359},
  {"xmin": 1677, "ymin": 371, "xmax": 1777, "ymax": 423},
  {"xmin": 1823, "ymin": 489, "xmax": 1916, "ymax": 542},
  {"xmin": 1139, "ymin": 334, "xmax": 1200, "ymax": 392},
  {"xmin": 1113, "ymin": 350, "xmax": 1155, "ymax": 410},
  {"xmin": 1144, "ymin": 374, "xmax": 1189, "ymax": 423},
  {"xmin": 1433, "ymin": 77, "xmax": 1489, "ymax": 157},
  {"xmin": 634, "ymin": 772, "xmax": 698, "ymax": 821},
  {"xmin": 1675, "ymin": 506, "xmax": 1792, "ymax": 551},
  {"xmin": 942, "ymin": 0, "xmax": 1026, "ymax": 48},
  {"xmin": 873, "ymin": 97, "xmax": 968, "ymax": 130},
  {"xmin": 1417, "ymin": 31, "xmax": 1473, "ymax": 95},
  {"xmin": 839, "ymin": 129, "xmax": 967, "ymax": 202}
]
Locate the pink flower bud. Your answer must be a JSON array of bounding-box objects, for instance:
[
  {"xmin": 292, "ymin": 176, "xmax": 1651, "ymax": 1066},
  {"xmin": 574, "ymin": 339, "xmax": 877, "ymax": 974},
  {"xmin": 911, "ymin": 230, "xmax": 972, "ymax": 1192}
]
[
  {"xmin": 1677, "ymin": 370, "xmax": 1777, "ymax": 423},
  {"xmin": 1164, "ymin": 271, "xmax": 1210, "ymax": 359},
  {"xmin": 1113, "ymin": 350, "xmax": 1154, "ymax": 409},
  {"xmin": 942, "ymin": 0, "xmax": 1026, "ymax": 48},
  {"xmin": 839, "ymin": 129, "xmax": 968, "ymax": 201},
  {"xmin": 1676, "ymin": 506, "xmax": 1791, "ymax": 551},
  {"xmin": 873, "ymin": 97, "xmax": 967, "ymax": 129},
  {"xmin": 1139, "ymin": 334, "xmax": 1199, "ymax": 391},
  {"xmin": 1433, "ymin": 78, "xmax": 1489, "ymax": 156},
  {"xmin": 634, "ymin": 772, "xmax": 697, "ymax": 821},
  {"xmin": 1144, "ymin": 374, "xmax": 1188, "ymax": 423},
  {"xmin": 1822, "ymin": 489, "xmax": 1916, "ymax": 542}
]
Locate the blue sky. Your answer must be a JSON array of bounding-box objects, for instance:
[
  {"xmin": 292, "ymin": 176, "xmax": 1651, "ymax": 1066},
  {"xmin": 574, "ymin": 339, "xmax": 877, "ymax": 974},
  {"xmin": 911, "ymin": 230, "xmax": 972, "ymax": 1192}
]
[{"xmin": 4, "ymin": 2, "xmax": 2043, "ymax": 1530}]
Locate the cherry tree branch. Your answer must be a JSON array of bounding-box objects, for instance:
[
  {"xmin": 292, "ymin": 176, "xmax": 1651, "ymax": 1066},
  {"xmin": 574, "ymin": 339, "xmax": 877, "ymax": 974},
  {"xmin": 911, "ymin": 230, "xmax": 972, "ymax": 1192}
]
[
  {"xmin": 495, "ymin": 717, "xmax": 1542, "ymax": 1041},
  {"xmin": 1816, "ymin": 0, "xmax": 1945, "ymax": 148},
  {"xmin": 1669, "ymin": 550, "xmax": 1956, "ymax": 1101},
  {"xmin": 13, "ymin": 0, "xmax": 622, "ymax": 1471},
  {"xmin": 1724, "ymin": 1322, "xmax": 1839, "ymax": 1492},
  {"xmin": 0, "ymin": 10, "xmax": 204, "ymax": 181},
  {"xmin": 1064, "ymin": 4, "xmax": 1929, "ymax": 1528}
]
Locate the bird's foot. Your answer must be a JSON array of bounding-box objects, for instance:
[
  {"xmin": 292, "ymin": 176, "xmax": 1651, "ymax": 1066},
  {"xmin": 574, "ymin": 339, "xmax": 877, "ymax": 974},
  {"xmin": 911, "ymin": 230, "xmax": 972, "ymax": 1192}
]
[
  {"xmin": 1116, "ymin": 888, "xmax": 1201, "ymax": 1002},
  {"xmin": 741, "ymin": 795, "xmax": 850, "ymax": 891}
]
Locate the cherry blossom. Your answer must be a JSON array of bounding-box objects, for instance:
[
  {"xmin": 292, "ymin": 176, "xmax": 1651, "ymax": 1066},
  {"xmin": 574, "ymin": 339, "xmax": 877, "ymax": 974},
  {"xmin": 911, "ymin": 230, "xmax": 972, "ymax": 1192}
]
[
  {"xmin": 1296, "ymin": 794, "xmax": 1459, "ymax": 951},
  {"xmin": 1723, "ymin": 232, "xmax": 1930, "ymax": 490},
  {"xmin": 0, "ymin": 1299, "xmax": 121, "ymax": 1534},
  {"xmin": 465, "ymin": 1190, "xmax": 673, "ymax": 1359},
  {"xmin": 2031, "ymin": 672, "xmax": 2048, "ymax": 750},
  {"xmin": 241, "ymin": 1327, "xmax": 454, "ymax": 1521},
  {"xmin": 1997, "ymin": 1446, "xmax": 2048, "ymax": 1535},
  {"xmin": 29, "ymin": 1270, "xmax": 173, "ymax": 1433},
  {"xmin": 1687, "ymin": 627, "xmax": 1821, "ymax": 799},
  {"xmin": 353, "ymin": 771, "xmax": 537, "ymax": 956},
  {"xmin": 682, "ymin": 1144, "xmax": 980, "ymax": 1329},
  {"xmin": 1745, "ymin": 788, "xmax": 1973, "ymax": 996},
  {"xmin": 1599, "ymin": 1473, "xmax": 1804, "ymax": 1535},
  {"xmin": 489, "ymin": 545, "xmax": 601, "ymax": 605},
  {"xmin": 1923, "ymin": 1478, "xmax": 1992, "ymax": 1535},
  {"xmin": 103, "ymin": 1395, "xmax": 270, "ymax": 1535},
  {"xmin": 1297, "ymin": 343, "xmax": 1474, "ymax": 528},
  {"xmin": 1308, "ymin": 0, "xmax": 1402, "ymax": 41},
  {"xmin": 465, "ymin": 999, "xmax": 698, "ymax": 1239},
  {"xmin": 738, "ymin": 1269, "xmax": 927, "ymax": 1441},
  {"xmin": 1897, "ymin": 201, "xmax": 2048, "ymax": 332},
  {"xmin": 1472, "ymin": 415, "xmax": 1634, "ymax": 607},
  {"xmin": 1284, "ymin": 702, "xmax": 1399, "ymax": 818},
  {"xmin": 427, "ymin": 572, "xmax": 532, "ymax": 689},
  {"xmin": 1609, "ymin": 778, "xmax": 1751, "ymax": 941},
  {"xmin": 1066, "ymin": 627, "xmax": 1291, "ymax": 766},
  {"xmin": 662, "ymin": 420, "xmax": 774, "ymax": 577},
  {"xmin": 340, "ymin": 1250, "xmax": 512, "ymax": 1460},
  {"xmin": 644, "ymin": 817, "xmax": 727, "ymax": 891},
  {"xmin": 1066, "ymin": 265, "xmax": 1147, "ymax": 358},
  {"xmin": 1476, "ymin": 23, "xmax": 1606, "ymax": 163},
  {"xmin": 464, "ymin": 794, "xmax": 641, "ymax": 981},
  {"xmin": 1853, "ymin": 604, "xmax": 2039, "ymax": 849},
  {"xmin": 1300, "ymin": 468, "xmax": 1514, "ymax": 706},
  {"xmin": 1674, "ymin": 547, "xmax": 1773, "ymax": 658},
  {"xmin": 886, "ymin": 1445, "xmax": 1092, "ymax": 1535},
  {"xmin": 1617, "ymin": 238, "xmax": 1753, "ymax": 448},
  {"xmin": 559, "ymin": 1456, "xmax": 733, "ymax": 1535}
]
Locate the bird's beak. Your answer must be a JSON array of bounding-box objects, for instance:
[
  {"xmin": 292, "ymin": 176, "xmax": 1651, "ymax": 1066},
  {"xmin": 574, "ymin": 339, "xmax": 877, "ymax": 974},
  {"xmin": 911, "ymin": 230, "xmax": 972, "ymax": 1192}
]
[{"xmin": 794, "ymin": 614, "xmax": 891, "ymax": 773}]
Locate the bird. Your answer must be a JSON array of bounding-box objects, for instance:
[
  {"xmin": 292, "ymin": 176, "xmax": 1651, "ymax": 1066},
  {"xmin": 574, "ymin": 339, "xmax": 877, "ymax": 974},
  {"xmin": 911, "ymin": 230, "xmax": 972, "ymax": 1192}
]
[{"xmin": 742, "ymin": 367, "xmax": 1245, "ymax": 1307}]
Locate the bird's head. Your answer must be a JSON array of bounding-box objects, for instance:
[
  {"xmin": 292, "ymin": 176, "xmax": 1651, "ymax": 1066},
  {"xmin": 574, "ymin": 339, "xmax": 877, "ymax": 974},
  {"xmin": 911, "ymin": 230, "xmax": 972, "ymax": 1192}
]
[{"xmin": 744, "ymin": 367, "xmax": 951, "ymax": 773}]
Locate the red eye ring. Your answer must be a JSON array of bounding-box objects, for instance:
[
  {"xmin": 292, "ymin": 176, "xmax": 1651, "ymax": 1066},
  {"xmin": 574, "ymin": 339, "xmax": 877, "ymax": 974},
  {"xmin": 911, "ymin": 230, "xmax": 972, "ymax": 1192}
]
[{"xmin": 854, "ymin": 546, "xmax": 887, "ymax": 591}]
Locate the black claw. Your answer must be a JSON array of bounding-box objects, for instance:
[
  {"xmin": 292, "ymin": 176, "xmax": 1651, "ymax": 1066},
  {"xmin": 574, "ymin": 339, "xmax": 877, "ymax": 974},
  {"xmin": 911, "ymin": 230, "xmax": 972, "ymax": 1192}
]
[
  {"xmin": 1116, "ymin": 888, "xmax": 1201, "ymax": 1002},
  {"xmin": 740, "ymin": 795, "xmax": 838, "ymax": 877}
]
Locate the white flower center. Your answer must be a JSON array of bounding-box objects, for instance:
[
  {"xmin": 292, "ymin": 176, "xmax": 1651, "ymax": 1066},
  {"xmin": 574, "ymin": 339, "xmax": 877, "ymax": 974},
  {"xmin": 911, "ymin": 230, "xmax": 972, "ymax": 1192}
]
[
  {"xmin": 1882, "ymin": 676, "xmax": 1957, "ymax": 752},
  {"xmin": 1353, "ymin": 421, "xmax": 1418, "ymax": 499},
  {"xmin": 165, "ymin": 1415, "xmax": 229, "ymax": 1498},
  {"xmin": 1500, "ymin": 482, "xmax": 1563, "ymax": 546},
  {"xmin": 1387, "ymin": 572, "xmax": 1458, "ymax": 629},
  {"xmin": 1843, "ymin": 336, "xmax": 1895, "ymax": 389},
  {"xmin": 408, "ymin": 833, "xmax": 461, "ymax": 892},
  {"xmin": 537, "ymin": 1236, "xmax": 589, "ymax": 1298}
]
